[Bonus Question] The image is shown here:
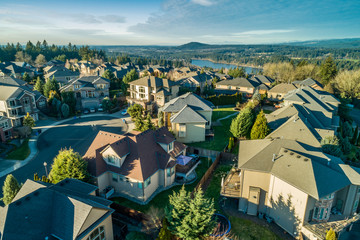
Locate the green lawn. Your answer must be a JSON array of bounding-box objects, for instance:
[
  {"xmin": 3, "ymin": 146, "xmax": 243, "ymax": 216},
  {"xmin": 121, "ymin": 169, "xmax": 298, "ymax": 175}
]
[
  {"xmin": 262, "ymin": 109, "xmax": 274, "ymax": 114},
  {"xmin": 111, "ymin": 158, "xmax": 209, "ymax": 213},
  {"xmin": 6, "ymin": 139, "xmax": 30, "ymax": 160},
  {"xmin": 204, "ymin": 164, "xmax": 232, "ymax": 212},
  {"xmin": 229, "ymin": 216, "xmax": 282, "ymax": 240},
  {"xmin": 212, "ymin": 107, "xmax": 237, "ymax": 121},
  {"xmin": 188, "ymin": 117, "xmax": 234, "ymax": 151}
]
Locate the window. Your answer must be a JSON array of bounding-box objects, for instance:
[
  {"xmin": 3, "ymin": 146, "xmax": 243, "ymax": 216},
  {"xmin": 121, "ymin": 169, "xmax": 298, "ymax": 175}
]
[
  {"xmin": 168, "ymin": 142, "xmax": 174, "ymax": 152},
  {"xmin": 11, "ymin": 109, "xmax": 17, "ymax": 116},
  {"xmin": 139, "ymin": 93, "xmax": 146, "ymax": 99},
  {"xmin": 107, "ymin": 155, "xmax": 116, "ymax": 164},
  {"xmin": 138, "ymin": 182, "xmax": 143, "ymax": 189},
  {"xmin": 139, "ymin": 87, "xmax": 145, "ymax": 93},
  {"xmin": 74, "ymin": 85, "xmax": 80, "ymax": 89},
  {"xmin": 87, "ymin": 226, "xmax": 105, "ymax": 240},
  {"xmin": 144, "ymin": 177, "xmax": 151, "ymax": 188},
  {"xmin": 167, "ymin": 167, "xmax": 175, "ymax": 177},
  {"xmin": 23, "ymin": 98, "xmax": 29, "ymax": 105},
  {"xmin": 9, "ymin": 100, "xmax": 16, "ymax": 107},
  {"xmin": 112, "ymin": 173, "xmax": 118, "ymax": 182},
  {"xmin": 179, "ymin": 124, "xmax": 186, "ymax": 138}
]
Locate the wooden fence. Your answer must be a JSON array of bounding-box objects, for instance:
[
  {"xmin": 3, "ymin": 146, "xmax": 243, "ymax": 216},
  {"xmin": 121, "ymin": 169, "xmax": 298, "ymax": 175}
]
[{"xmin": 194, "ymin": 152, "xmax": 222, "ymax": 191}]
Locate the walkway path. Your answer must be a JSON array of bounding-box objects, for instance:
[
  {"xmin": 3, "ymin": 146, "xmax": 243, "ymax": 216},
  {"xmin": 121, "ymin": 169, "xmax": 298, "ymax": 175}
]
[{"xmin": 213, "ymin": 111, "xmax": 239, "ymax": 126}]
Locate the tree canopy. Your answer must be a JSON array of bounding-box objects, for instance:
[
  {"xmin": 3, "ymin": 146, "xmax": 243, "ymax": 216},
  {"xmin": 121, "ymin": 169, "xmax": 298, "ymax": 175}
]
[
  {"xmin": 250, "ymin": 110, "xmax": 270, "ymax": 139},
  {"xmin": 230, "ymin": 107, "xmax": 255, "ymax": 139},
  {"xmin": 1, "ymin": 174, "xmax": 21, "ymax": 205}
]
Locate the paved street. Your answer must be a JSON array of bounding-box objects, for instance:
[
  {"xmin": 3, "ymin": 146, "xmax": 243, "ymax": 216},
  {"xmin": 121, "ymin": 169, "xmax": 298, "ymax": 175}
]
[{"xmin": 0, "ymin": 116, "xmax": 126, "ymax": 194}]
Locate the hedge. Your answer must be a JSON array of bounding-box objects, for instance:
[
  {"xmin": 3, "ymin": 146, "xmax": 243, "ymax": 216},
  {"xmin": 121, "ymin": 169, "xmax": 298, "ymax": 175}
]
[{"xmin": 206, "ymin": 93, "xmax": 242, "ymax": 106}]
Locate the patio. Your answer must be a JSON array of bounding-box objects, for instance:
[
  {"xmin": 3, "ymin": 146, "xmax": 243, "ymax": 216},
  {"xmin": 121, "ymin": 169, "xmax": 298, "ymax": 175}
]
[{"xmin": 221, "ymin": 168, "xmax": 241, "ymax": 198}]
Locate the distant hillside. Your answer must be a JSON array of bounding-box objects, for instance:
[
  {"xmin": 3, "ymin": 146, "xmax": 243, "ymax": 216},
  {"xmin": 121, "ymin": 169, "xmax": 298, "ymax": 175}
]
[
  {"xmin": 284, "ymin": 38, "xmax": 360, "ymax": 49},
  {"xmin": 176, "ymin": 42, "xmax": 212, "ymax": 50}
]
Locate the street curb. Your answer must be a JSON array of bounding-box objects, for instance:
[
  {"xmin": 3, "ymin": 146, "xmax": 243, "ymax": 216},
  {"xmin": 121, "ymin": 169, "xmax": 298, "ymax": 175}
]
[{"xmin": 0, "ymin": 112, "xmax": 128, "ymax": 178}]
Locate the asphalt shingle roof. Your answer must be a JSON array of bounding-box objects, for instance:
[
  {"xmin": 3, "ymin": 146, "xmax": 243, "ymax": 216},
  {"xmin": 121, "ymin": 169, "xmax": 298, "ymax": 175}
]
[
  {"xmin": 161, "ymin": 92, "xmax": 213, "ymax": 113},
  {"xmin": 170, "ymin": 105, "xmax": 207, "ymax": 123}
]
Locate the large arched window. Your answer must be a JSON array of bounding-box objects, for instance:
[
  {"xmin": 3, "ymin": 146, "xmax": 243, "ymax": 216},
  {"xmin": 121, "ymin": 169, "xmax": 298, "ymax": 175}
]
[{"xmin": 87, "ymin": 226, "xmax": 105, "ymax": 240}]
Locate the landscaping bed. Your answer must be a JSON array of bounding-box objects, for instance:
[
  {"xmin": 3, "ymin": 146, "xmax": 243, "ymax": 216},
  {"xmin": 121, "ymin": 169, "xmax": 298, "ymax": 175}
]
[{"xmin": 5, "ymin": 139, "xmax": 30, "ymax": 160}]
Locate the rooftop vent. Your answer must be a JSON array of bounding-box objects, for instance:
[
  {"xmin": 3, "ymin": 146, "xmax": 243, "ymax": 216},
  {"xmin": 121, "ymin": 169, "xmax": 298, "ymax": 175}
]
[
  {"xmin": 290, "ymin": 152, "xmax": 294, "ymax": 156},
  {"xmin": 15, "ymin": 201, "xmax": 22, "ymax": 206},
  {"xmin": 297, "ymin": 155, "xmax": 301, "ymax": 158},
  {"xmin": 304, "ymin": 158, "xmax": 309, "ymax": 162},
  {"xmin": 284, "ymin": 149, "xmax": 288, "ymax": 153},
  {"xmin": 25, "ymin": 196, "xmax": 31, "ymax": 201},
  {"xmin": 34, "ymin": 191, "xmax": 39, "ymax": 196}
]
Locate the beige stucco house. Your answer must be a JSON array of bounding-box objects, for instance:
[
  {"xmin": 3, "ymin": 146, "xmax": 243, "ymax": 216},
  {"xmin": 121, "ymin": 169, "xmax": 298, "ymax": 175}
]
[
  {"xmin": 221, "ymin": 138, "xmax": 360, "ymax": 239},
  {"xmin": 215, "ymin": 77, "xmax": 269, "ymax": 97},
  {"xmin": 267, "ymin": 83, "xmax": 297, "ymax": 101},
  {"xmin": 160, "ymin": 92, "xmax": 214, "ymax": 143},
  {"xmin": 84, "ymin": 127, "xmax": 187, "ymax": 204},
  {"xmin": 0, "ymin": 178, "xmax": 114, "ymax": 240},
  {"xmin": 127, "ymin": 76, "xmax": 179, "ymax": 111}
]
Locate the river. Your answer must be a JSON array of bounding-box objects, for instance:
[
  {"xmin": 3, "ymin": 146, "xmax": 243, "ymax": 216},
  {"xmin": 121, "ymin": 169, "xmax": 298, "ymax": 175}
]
[{"xmin": 191, "ymin": 59, "xmax": 261, "ymax": 74}]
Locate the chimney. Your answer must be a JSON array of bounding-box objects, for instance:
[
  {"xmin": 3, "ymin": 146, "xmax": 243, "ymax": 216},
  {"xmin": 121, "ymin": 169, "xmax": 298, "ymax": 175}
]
[{"xmin": 327, "ymin": 158, "xmax": 331, "ymax": 166}]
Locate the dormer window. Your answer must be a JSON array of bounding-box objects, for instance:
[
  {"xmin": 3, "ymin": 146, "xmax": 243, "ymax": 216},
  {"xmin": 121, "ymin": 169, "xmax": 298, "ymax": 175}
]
[{"xmin": 106, "ymin": 155, "xmax": 116, "ymax": 164}]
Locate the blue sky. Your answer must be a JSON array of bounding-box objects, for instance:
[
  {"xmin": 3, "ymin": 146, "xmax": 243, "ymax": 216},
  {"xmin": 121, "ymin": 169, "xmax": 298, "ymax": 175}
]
[{"xmin": 1, "ymin": 0, "xmax": 359, "ymax": 45}]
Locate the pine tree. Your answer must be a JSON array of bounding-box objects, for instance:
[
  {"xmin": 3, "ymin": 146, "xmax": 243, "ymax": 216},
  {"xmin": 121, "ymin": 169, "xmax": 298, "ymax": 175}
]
[
  {"xmin": 23, "ymin": 112, "xmax": 35, "ymax": 129},
  {"xmin": 156, "ymin": 219, "xmax": 173, "ymax": 240},
  {"xmin": 143, "ymin": 114, "xmax": 155, "ymax": 131},
  {"xmin": 49, "ymin": 148, "xmax": 88, "ymax": 183},
  {"xmin": 325, "ymin": 228, "xmax": 337, "ymax": 240},
  {"xmin": 44, "ymin": 76, "xmax": 60, "ymax": 98},
  {"xmin": 351, "ymin": 126, "xmax": 359, "ymax": 145},
  {"xmin": 166, "ymin": 185, "xmax": 191, "ymax": 233},
  {"xmin": 320, "ymin": 56, "xmax": 337, "ymax": 86},
  {"xmin": 1, "ymin": 174, "xmax": 21, "ymax": 205},
  {"xmin": 135, "ymin": 117, "xmax": 145, "ymax": 131},
  {"xmin": 34, "ymin": 77, "xmax": 44, "ymax": 94},
  {"xmin": 61, "ymin": 103, "xmax": 70, "ymax": 118},
  {"xmin": 250, "ymin": 110, "xmax": 270, "ymax": 139},
  {"xmin": 22, "ymin": 72, "xmax": 31, "ymax": 83},
  {"xmin": 34, "ymin": 173, "xmax": 40, "ymax": 181},
  {"xmin": 176, "ymin": 188, "xmax": 216, "ymax": 240},
  {"xmin": 230, "ymin": 107, "xmax": 254, "ymax": 139}
]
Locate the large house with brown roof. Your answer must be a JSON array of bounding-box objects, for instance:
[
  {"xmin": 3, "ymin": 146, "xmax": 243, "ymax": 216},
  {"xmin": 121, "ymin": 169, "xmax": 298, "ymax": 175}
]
[
  {"xmin": 83, "ymin": 127, "xmax": 187, "ymax": 204},
  {"xmin": 127, "ymin": 76, "xmax": 179, "ymax": 111},
  {"xmin": 267, "ymin": 83, "xmax": 297, "ymax": 101}
]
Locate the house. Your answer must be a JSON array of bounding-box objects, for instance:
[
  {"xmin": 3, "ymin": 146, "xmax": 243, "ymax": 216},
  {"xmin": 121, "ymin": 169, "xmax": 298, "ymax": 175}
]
[
  {"xmin": 0, "ymin": 178, "xmax": 114, "ymax": 240},
  {"xmin": 267, "ymin": 83, "xmax": 297, "ymax": 101},
  {"xmin": 221, "ymin": 138, "xmax": 360, "ymax": 239},
  {"xmin": 251, "ymin": 75, "xmax": 274, "ymax": 87},
  {"xmin": 0, "ymin": 76, "xmax": 46, "ymax": 127},
  {"xmin": 96, "ymin": 62, "xmax": 138, "ymax": 79},
  {"xmin": 176, "ymin": 71, "xmax": 213, "ymax": 91},
  {"xmin": 71, "ymin": 61, "xmax": 97, "ymax": 75},
  {"xmin": 0, "ymin": 62, "xmax": 35, "ymax": 78},
  {"xmin": 215, "ymin": 77, "xmax": 261, "ymax": 97},
  {"xmin": 0, "ymin": 116, "xmax": 13, "ymax": 142},
  {"xmin": 127, "ymin": 76, "xmax": 179, "ymax": 111},
  {"xmin": 45, "ymin": 59, "xmax": 65, "ymax": 67},
  {"xmin": 60, "ymin": 76, "xmax": 110, "ymax": 109},
  {"xmin": 44, "ymin": 66, "xmax": 80, "ymax": 87},
  {"xmin": 160, "ymin": 92, "xmax": 214, "ymax": 143},
  {"xmin": 293, "ymin": 78, "xmax": 324, "ymax": 90},
  {"xmin": 83, "ymin": 127, "xmax": 187, "ymax": 203}
]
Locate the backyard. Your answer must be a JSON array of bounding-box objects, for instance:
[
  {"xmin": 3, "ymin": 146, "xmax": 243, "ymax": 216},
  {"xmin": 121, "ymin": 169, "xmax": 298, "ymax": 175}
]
[
  {"xmin": 188, "ymin": 107, "xmax": 238, "ymax": 151},
  {"xmin": 5, "ymin": 138, "xmax": 30, "ymax": 160},
  {"xmin": 111, "ymin": 157, "xmax": 209, "ymax": 213}
]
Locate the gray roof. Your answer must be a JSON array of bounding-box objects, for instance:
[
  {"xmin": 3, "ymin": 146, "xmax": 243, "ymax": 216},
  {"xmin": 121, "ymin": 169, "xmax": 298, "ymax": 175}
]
[
  {"xmin": 0, "ymin": 76, "xmax": 27, "ymax": 87},
  {"xmin": 130, "ymin": 76, "xmax": 177, "ymax": 89},
  {"xmin": 216, "ymin": 77, "xmax": 259, "ymax": 89},
  {"xmin": 161, "ymin": 92, "xmax": 214, "ymax": 113},
  {"xmin": 293, "ymin": 78, "xmax": 323, "ymax": 88},
  {"xmin": 251, "ymin": 75, "xmax": 274, "ymax": 85},
  {"xmin": 0, "ymin": 179, "xmax": 113, "ymax": 240},
  {"xmin": 238, "ymin": 139, "xmax": 357, "ymax": 200},
  {"xmin": 268, "ymin": 83, "xmax": 297, "ymax": 94},
  {"xmin": 0, "ymin": 85, "xmax": 35, "ymax": 101},
  {"xmin": 170, "ymin": 105, "xmax": 207, "ymax": 123}
]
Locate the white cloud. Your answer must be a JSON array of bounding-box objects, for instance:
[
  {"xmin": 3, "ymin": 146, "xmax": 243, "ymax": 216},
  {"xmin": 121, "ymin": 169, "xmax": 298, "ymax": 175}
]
[
  {"xmin": 233, "ymin": 29, "xmax": 295, "ymax": 35},
  {"xmin": 191, "ymin": 0, "xmax": 214, "ymax": 6}
]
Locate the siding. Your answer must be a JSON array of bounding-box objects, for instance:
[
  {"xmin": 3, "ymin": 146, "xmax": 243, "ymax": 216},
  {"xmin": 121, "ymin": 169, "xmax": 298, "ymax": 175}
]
[
  {"xmin": 173, "ymin": 122, "xmax": 205, "ymax": 143},
  {"xmin": 80, "ymin": 214, "xmax": 113, "ymax": 240}
]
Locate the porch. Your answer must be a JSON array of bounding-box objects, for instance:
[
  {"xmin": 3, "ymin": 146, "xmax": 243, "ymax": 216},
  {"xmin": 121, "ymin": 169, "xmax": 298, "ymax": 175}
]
[{"xmin": 220, "ymin": 168, "xmax": 241, "ymax": 198}]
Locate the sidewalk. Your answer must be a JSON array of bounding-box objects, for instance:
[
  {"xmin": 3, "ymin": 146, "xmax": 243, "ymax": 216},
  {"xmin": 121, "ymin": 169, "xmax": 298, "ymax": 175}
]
[{"xmin": 0, "ymin": 111, "xmax": 131, "ymax": 178}]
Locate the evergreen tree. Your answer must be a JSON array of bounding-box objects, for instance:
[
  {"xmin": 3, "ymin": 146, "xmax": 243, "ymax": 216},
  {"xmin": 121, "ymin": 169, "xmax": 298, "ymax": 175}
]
[
  {"xmin": 123, "ymin": 69, "xmax": 139, "ymax": 84},
  {"xmin": 61, "ymin": 103, "xmax": 70, "ymax": 118},
  {"xmin": 135, "ymin": 117, "xmax": 145, "ymax": 131},
  {"xmin": 340, "ymin": 136, "xmax": 352, "ymax": 155},
  {"xmin": 325, "ymin": 228, "xmax": 337, "ymax": 240},
  {"xmin": 1, "ymin": 174, "xmax": 21, "ymax": 205},
  {"xmin": 143, "ymin": 114, "xmax": 155, "ymax": 131},
  {"xmin": 175, "ymin": 188, "xmax": 216, "ymax": 240},
  {"xmin": 101, "ymin": 97, "xmax": 113, "ymax": 112},
  {"xmin": 61, "ymin": 91, "xmax": 76, "ymax": 114},
  {"xmin": 158, "ymin": 111, "xmax": 164, "ymax": 127},
  {"xmin": 320, "ymin": 56, "xmax": 337, "ymax": 85},
  {"xmin": 49, "ymin": 148, "xmax": 88, "ymax": 183},
  {"xmin": 22, "ymin": 72, "xmax": 31, "ymax": 83},
  {"xmin": 34, "ymin": 173, "xmax": 40, "ymax": 181},
  {"xmin": 128, "ymin": 104, "xmax": 144, "ymax": 120},
  {"xmin": 44, "ymin": 76, "xmax": 60, "ymax": 98},
  {"xmin": 34, "ymin": 77, "xmax": 44, "ymax": 94},
  {"xmin": 229, "ymin": 107, "xmax": 254, "ymax": 139},
  {"xmin": 342, "ymin": 121, "xmax": 353, "ymax": 138},
  {"xmin": 351, "ymin": 126, "xmax": 359, "ymax": 144},
  {"xmin": 250, "ymin": 110, "xmax": 270, "ymax": 139},
  {"xmin": 166, "ymin": 185, "xmax": 191, "ymax": 233}
]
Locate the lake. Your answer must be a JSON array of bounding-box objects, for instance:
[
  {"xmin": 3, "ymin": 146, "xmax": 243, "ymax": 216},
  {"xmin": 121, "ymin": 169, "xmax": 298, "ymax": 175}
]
[{"xmin": 191, "ymin": 59, "xmax": 261, "ymax": 74}]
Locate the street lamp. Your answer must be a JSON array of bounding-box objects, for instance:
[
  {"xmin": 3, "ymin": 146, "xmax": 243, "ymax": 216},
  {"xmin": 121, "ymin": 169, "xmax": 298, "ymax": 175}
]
[{"xmin": 43, "ymin": 162, "xmax": 48, "ymax": 177}]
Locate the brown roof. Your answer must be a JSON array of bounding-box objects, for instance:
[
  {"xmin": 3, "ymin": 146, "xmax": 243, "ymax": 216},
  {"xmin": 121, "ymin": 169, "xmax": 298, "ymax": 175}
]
[{"xmin": 84, "ymin": 127, "xmax": 186, "ymax": 181}]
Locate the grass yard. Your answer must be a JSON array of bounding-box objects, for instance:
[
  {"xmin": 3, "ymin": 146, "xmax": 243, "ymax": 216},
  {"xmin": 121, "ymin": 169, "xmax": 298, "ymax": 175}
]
[
  {"xmin": 188, "ymin": 117, "xmax": 234, "ymax": 151},
  {"xmin": 5, "ymin": 139, "xmax": 30, "ymax": 160},
  {"xmin": 204, "ymin": 164, "xmax": 232, "ymax": 212},
  {"xmin": 212, "ymin": 107, "xmax": 237, "ymax": 121},
  {"xmin": 229, "ymin": 216, "xmax": 282, "ymax": 240},
  {"xmin": 111, "ymin": 158, "xmax": 209, "ymax": 213}
]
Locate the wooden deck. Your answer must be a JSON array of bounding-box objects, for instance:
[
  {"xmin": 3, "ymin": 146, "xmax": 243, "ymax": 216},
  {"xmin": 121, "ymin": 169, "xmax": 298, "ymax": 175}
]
[{"xmin": 221, "ymin": 168, "xmax": 241, "ymax": 198}]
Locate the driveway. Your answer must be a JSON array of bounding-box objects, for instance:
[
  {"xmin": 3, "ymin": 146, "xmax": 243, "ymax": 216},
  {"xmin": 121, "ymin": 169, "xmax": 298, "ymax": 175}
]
[{"xmin": 0, "ymin": 116, "xmax": 126, "ymax": 193}]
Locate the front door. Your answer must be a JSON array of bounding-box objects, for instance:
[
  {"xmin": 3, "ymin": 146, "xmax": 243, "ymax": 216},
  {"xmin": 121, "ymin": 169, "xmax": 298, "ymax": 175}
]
[{"xmin": 247, "ymin": 187, "xmax": 260, "ymax": 215}]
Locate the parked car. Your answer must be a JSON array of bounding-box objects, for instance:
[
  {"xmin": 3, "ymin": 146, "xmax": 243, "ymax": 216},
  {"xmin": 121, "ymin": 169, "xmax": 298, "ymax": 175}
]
[
  {"xmin": 83, "ymin": 109, "xmax": 89, "ymax": 114},
  {"xmin": 98, "ymin": 104, "xmax": 103, "ymax": 112},
  {"xmin": 90, "ymin": 108, "xmax": 96, "ymax": 113},
  {"xmin": 121, "ymin": 108, "xmax": 128, "ymax": 115}
]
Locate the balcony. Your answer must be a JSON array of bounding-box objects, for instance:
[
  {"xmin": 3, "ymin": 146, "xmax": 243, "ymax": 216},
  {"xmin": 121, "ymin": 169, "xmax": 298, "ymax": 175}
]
[{"xmin": 220, "ymin": 168, "xmax": 241, "ymax": 198}]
